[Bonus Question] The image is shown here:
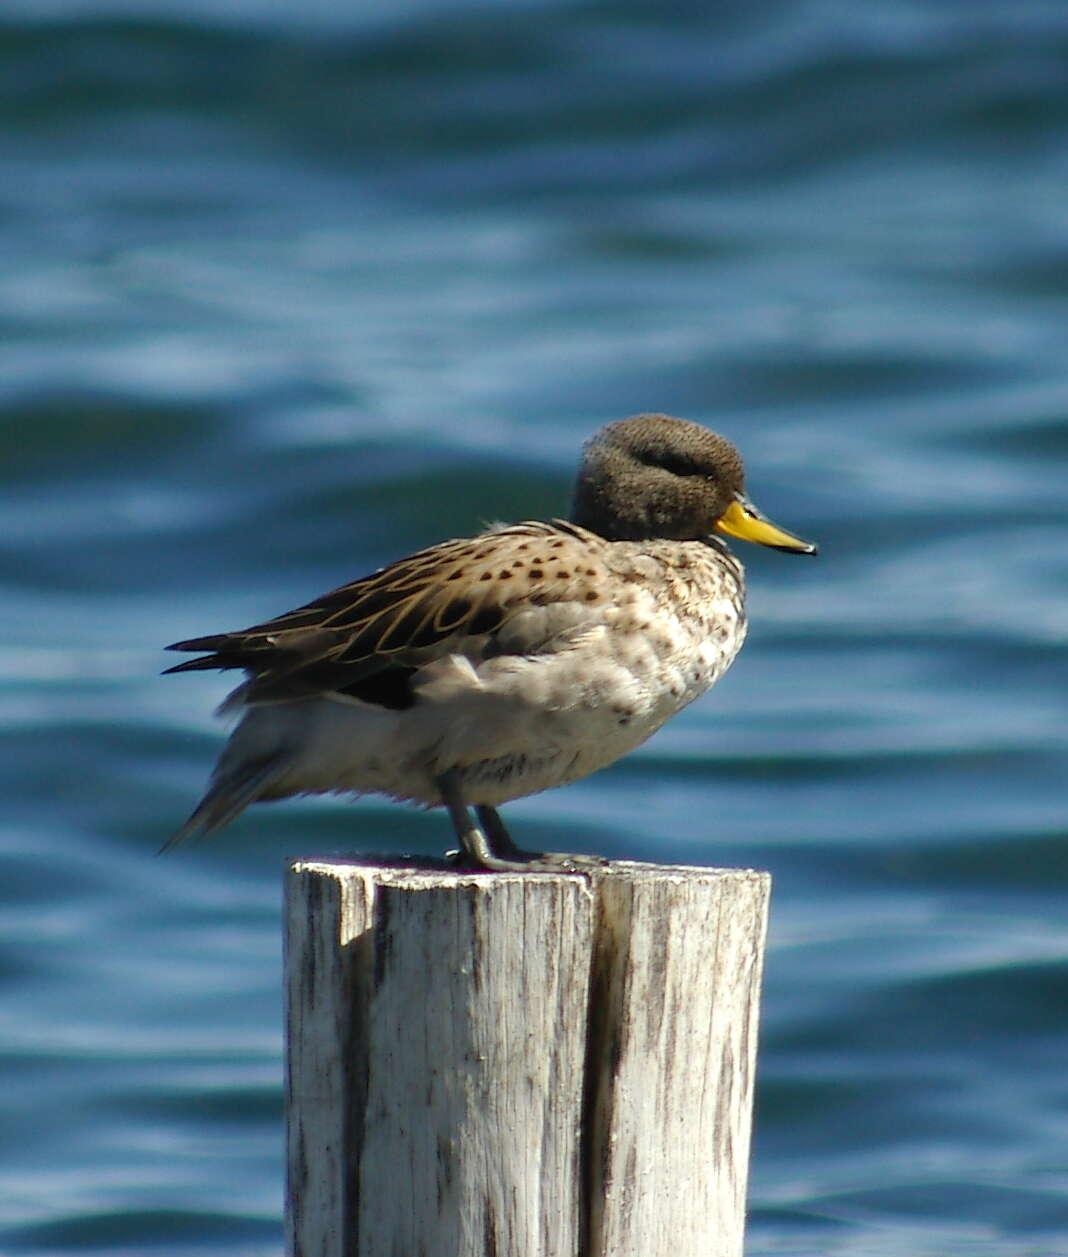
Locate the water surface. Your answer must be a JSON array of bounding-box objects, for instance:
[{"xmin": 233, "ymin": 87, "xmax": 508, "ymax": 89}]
[{"xmin": 2, "ymin": 2, "xmax": 1067, "ymax": 1253}]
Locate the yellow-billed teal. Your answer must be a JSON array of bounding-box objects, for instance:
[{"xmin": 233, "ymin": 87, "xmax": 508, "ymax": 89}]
[{"xmin": 165, "ymin": 413, "xmax": 816, "ymax": 868}]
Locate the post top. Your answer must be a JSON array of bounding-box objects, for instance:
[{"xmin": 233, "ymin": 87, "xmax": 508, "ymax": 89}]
[{"xmin": 288, "ymin": 855, "xmax": 770, "ymax": 890}]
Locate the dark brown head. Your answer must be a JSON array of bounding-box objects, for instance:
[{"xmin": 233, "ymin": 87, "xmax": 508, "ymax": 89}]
[{"xmin": 569, "ymin": 412, "xmax": 817, "ymax": 553}]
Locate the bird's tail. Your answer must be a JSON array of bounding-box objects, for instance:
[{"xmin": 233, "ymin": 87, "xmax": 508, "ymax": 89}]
[{"xmin": 161, "ymin": 750, "xmax": 289, "ymax": 852}]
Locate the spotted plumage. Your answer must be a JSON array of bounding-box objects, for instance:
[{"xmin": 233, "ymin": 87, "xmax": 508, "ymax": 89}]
[{"xmin": 165, "ymin": 413, "xmax": 816, "ymax": 868}]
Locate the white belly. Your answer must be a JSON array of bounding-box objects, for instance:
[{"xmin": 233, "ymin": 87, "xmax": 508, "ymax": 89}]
[{"xmin": 248, "ymin": 592, "xmax": 747, "ymax": 808}]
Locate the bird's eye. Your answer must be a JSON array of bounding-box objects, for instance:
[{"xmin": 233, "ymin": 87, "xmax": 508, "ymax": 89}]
[{"xmin": 628, "ymin": 444, "xmax": 704, "ymax": 478}]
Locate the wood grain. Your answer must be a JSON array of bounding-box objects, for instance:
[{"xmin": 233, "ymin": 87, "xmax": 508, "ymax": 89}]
[{"xmin": 285, "ymin": 859, "xmax": 769, "ymax": 1257}]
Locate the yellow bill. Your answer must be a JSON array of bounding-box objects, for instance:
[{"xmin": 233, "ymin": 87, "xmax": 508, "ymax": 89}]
[{"xmin": 714, "ymin": 496, "xmax": 818, "ymax": 555}]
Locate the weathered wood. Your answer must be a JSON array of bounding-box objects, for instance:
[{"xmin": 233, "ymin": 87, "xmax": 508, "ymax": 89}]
[
  {"xmin": 285, "ymin": 861, "xmax": 595, "ymax": 1257},
  {"xmin": 285, "ymin": 858, "xmax": 769, "ymax": 1257},
  {"xmin": 584, "ymin": 863, "xmax": 769, "ymax": 1257}
]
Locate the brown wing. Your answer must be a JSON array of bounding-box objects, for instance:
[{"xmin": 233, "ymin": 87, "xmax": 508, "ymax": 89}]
[{"xmin": 164, "ymin": 520, "xmax": 604, "ymax": 704}]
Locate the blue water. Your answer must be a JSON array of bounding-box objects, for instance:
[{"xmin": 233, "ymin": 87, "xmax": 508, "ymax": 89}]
[{"xmin": 2, "ymin": 1, "xmax": 1067, "ymax": 1252}]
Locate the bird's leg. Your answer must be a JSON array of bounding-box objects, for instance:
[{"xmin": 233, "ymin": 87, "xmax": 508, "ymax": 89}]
[
  {"xmin": 436, "ymin": 770, "xmax": 532, "ymax": 872},
  {"xmin": 437, "ymin": 771, "xmax": 606, "ymax": 873},
  {"xmin": 474, "ymin": 805, "xmax": 544, "ymax": 863},
  {"xmin": 484, "ymin": 803, "xmax": 611, "ymax": 872}
]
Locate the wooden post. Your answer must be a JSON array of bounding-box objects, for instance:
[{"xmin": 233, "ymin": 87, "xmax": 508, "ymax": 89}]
[{"xmin": 284, "ymin": 859, "xmax": 769, "ymax": 1257}]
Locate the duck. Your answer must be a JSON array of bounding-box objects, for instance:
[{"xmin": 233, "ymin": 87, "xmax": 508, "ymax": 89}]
[{"xmin": 165, "ymin": 413, "xmax": 816, "ymax": 868}]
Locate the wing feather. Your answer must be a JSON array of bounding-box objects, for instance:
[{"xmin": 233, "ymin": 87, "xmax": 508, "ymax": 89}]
[{"xmin": 164, "ymin": 521, "xmax": 603, "ymax": 702}]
